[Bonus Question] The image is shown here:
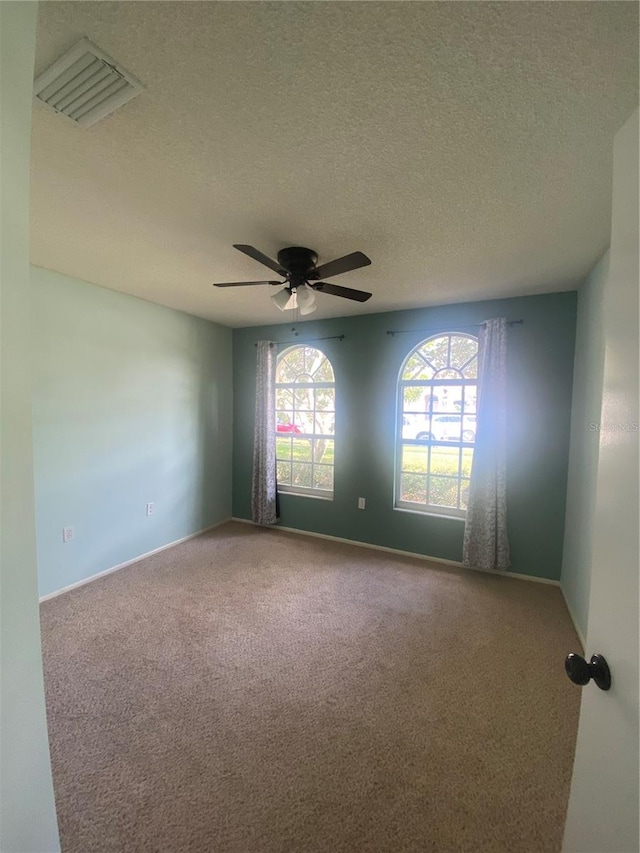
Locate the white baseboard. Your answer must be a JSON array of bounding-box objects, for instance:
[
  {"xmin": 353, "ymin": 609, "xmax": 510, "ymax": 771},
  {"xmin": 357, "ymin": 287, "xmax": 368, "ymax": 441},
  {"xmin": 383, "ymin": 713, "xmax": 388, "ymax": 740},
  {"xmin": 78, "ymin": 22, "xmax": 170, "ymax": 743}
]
[
  {"xmin": 559, "ymin": 587, "xmax": 587, "ymax": 651},
  {"xmin": 230, "ymin": 517, "xmax": 560, "ymax": 587},
  {"xmin": 41, "ymin": 514, "xmax": 562, "ymax": 604},
  {"xmin": 39, "ymin": 517, "xmax": 232, "ymax": 603}
]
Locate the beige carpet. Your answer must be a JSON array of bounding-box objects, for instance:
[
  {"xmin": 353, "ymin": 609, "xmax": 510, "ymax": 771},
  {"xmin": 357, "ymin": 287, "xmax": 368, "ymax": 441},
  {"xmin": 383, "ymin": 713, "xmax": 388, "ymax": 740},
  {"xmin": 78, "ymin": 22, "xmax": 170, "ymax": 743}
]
[{"xmin": 40, "ymin": 521, "xmax": 581, "ymax": 853}]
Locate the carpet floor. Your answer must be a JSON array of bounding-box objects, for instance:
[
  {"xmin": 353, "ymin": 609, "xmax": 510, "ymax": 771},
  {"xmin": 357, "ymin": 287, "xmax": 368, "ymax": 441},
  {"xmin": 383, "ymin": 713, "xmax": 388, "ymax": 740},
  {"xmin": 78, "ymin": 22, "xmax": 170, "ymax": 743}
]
[{"xmin": 40, "ymin": 522, "xmax": 581, "ymax": 853}]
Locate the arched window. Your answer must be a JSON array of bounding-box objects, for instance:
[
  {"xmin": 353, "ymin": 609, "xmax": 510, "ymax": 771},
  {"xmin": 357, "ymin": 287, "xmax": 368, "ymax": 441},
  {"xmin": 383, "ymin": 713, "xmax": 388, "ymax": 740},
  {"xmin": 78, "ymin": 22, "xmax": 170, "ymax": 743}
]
[
  {"xmin": 275, "ymin": 345, "xmax": 335, "ymax": 498},
  {"xmin": 397, "ymin": 333, "xmax": 478, "ymax": 517}
]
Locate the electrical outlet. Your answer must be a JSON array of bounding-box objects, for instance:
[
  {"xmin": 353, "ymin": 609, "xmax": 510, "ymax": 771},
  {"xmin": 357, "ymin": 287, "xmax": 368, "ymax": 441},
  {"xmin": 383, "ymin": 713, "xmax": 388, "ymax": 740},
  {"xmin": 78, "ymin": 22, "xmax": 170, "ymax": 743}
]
[
  {"xmin": 62, "ymin": 526, "xmax": 74, "ymax": 543},
  {"xmin": 146, "ymin": 502, "xmax": 154, "ymax": 516},
  {"xmin": 358, "ymin": 497, "xmax": 366, "ymax": 510}
]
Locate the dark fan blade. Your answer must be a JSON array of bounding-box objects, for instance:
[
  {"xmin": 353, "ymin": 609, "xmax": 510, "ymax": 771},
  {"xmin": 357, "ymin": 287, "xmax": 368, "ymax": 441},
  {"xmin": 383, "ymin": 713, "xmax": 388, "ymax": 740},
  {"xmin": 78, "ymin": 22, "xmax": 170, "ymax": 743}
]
[
  {"xmin": 233, "ymin": 244, "xmax": 285, "ymax": 275},
  {"xmin": 213, "ymin": 281, "xmax": 282, "ymax": 288},
  {"xmin": 311, "ymin": 251, "xmax": 371, "ymax": 280},
  {"xmin": 312, "ymin": 282, "xmax": 372, "ymax": 302}
]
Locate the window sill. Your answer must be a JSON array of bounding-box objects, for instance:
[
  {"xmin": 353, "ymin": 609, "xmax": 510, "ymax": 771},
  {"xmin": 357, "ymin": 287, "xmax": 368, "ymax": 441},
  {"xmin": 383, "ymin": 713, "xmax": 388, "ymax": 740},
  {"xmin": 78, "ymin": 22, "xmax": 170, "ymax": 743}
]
[
  {"xmin": 394, "ymin": 505, "xmax": 466, "ymax": 522},
  {"xmin": 278, "ymin": 490, "xmax": 334, "ymax": 502}
]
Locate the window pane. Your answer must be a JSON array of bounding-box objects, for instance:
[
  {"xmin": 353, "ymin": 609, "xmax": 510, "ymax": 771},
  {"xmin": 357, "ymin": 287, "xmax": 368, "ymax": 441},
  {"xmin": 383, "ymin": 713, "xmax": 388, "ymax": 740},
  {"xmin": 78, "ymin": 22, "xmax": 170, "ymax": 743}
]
[
  {"xmin": 460, "ymin": 384, "xmax": 477, "ymax": 414},
  {"xmin": 277, "ymin": 461, "xmax": 292, "ymax": 484},
  {"xmin": 291, "ymin": 438, "xmax": 312, "ymax": 462},
  {"xmin": 433, "ymin": 368, "xmax": 461, "ymax": 380},
  {"xmin": 293, "ymin": 412, "xmax": 312, "ymax": 434},
  {"xmin": 419, "ymin": 337, "xmax": 449, "ymax": 370},
  {"xmin": 461, "ymin": 449, "xmax": 474, "ymax": 478},
  {"xmin": 276, "ymin": 388, "xmax": 293, "ymax": 410},
  {"xmin": 400, "ymin": 473, "xmax": 427, "ymax": 503},
  {"xmin": 460, "ymin": 479, "xmax": 471, "ymax": 510},
  {"xmin": 430, "ymin": 446, "xmax": 461, "ymax": 477},
  {"xmin": 313, "ymin": 465, "xmax": 333, "ymax": 490},
  {"xmin": 401, "ymin": 444, "xmax": 428, "ymax": 474},
  {"xmin": 276, "ymin": 436, "xmax": 292, "ymax": 459},
  {"xmin": 403, "ymin": 386, "xmax": 431, "ymax": 414},
  {"xmin": 312, "ymin": 439, "xmax": 334, "ymax": 465},
  {"xmin": 302, "ymin": 347, "xmax": 322, "ymax": 375},
  {"xmin": 294, "ymin": 387, "xmax": 313, "ymax": 411},
  {"xmin": 315, "ymin": 387, "xmax": 335, "ymax": 411},
  {"xmin": 292, "ymin": 462, "xmax": 312, "ymax": 488},
  {"xmin": 402, "ymin": 414, "xmax": 432, "ymax": 440},
  {"xmin": 276, "ymin": 410, "xmax": 294, "ymax": 427},
  {"xmin": 428, "ymin": 477, "xmax": 458, "ymax": 508},
  {"xmin": 314, "ymin": 413, "xmax": 335, "ymax": 436},
  {"xmin": 462, "ymin": 358, "xmax": 478, "ymax": 379},
  {"xmin": 449, "ymin": 336, "xmax": 478, "ymax": 371},
  {"xmin": 402, "ymin": 353, "xmax": 433, "ymax": 380},
  {"xmin": 312, "ymin": 355, "xmax": 334, "ymax": 382},
  {"xmin": 462, "ymin": 418, "xmax": 476, "ymax": 443},
  {"xmin": 276, "ymin": 359, "xmax": 299, "ymax": 383}
]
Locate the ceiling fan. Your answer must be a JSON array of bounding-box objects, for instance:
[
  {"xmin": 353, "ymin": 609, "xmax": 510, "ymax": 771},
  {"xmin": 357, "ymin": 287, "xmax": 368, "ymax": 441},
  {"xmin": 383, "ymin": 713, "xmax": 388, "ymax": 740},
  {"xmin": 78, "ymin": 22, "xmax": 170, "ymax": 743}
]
[{"xmin": 213, "ymin": 245, "xmax": 372, "ymax": 315}]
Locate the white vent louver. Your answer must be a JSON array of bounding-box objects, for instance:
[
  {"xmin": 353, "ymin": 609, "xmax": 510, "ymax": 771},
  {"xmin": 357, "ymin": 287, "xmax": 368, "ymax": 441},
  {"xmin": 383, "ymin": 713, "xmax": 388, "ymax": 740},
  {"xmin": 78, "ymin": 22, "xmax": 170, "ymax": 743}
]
[{"xmin": 33, "ymin": 38, "xmax": 143, "ymax": 127}]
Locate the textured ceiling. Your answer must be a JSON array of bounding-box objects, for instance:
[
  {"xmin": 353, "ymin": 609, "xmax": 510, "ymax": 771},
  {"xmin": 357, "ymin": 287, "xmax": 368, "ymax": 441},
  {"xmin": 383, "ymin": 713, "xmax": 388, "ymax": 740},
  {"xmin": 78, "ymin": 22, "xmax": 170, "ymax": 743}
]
[{"xmin": 31, "ymin": 2, "xmax": 638, "ymax": 328}]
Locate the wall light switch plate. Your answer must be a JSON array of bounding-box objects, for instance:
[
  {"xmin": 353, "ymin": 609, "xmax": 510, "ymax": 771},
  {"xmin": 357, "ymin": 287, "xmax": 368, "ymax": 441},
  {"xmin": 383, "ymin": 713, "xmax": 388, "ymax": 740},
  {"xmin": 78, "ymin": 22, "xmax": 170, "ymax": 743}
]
[
  {"xmin": 358, "ymin": 497, "xmax": 366, "ymax": 510},
  {"xmin": 146, "ymin": 502, "xmax": 154, "ymax": 516},
  {"xmin": 62, "ymin": 526, "xmax": 74, "ymax": 543}
]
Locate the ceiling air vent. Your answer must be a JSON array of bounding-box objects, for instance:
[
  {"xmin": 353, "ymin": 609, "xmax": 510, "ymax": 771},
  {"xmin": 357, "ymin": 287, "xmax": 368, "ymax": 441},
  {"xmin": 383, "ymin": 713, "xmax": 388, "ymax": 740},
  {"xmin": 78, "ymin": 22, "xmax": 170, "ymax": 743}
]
[{"xmin": 33, "ymin": 38, "xmax": 144, "ymax": 127}]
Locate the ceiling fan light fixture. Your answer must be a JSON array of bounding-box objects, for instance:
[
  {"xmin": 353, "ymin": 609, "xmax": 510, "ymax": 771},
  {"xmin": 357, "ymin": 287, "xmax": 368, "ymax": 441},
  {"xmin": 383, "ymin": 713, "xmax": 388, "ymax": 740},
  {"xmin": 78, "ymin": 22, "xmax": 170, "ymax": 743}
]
[
  {"xmin": 272, "ymin": 287, "xmax": 296, "ymax": 311},
  {"xmin": 215, "ymin": 244, "xmax": 373, "ymax": 309},
  {"xmin": 296, "ymin": 284, "xmax": 317, "ymax": 315}
]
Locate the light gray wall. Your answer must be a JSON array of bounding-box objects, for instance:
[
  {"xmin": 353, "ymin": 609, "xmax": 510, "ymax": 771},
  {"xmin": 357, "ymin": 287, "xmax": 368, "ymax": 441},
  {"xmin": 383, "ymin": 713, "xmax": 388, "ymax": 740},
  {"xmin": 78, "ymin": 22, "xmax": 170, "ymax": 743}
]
[
  {"xmin": 561, "ymin": 252, "xmax": 608, "ymax": 642},
  {"xmin": 0, "ymin": 4, "xmax": 61, "ymax": 850},
  {"xmin": 32, "ymin": 267, "xmax": 233, "ymax": 598},
  {"xmin": 562, "ymin": 107, "xmax": 639, "ymax": 853}
]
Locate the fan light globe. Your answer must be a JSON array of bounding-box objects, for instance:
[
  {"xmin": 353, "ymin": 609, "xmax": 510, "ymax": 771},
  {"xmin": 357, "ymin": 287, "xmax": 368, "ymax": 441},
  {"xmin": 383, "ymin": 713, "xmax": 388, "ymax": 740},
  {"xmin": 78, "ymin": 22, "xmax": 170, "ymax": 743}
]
[
  {"xmin": 297, "ymin": 284, "xmax": 317, "ymax": 315},
  {"xmin": 271, "ymin": 288, "xmax": 296, "ymax": 311}
]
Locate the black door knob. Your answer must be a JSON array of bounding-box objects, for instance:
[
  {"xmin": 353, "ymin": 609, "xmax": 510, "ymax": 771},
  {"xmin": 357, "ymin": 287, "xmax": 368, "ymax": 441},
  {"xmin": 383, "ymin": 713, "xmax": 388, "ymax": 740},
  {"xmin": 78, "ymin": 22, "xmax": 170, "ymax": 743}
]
[{"xmin": 565, "ymin": 653, "xmax": 611, "ymax": 691}]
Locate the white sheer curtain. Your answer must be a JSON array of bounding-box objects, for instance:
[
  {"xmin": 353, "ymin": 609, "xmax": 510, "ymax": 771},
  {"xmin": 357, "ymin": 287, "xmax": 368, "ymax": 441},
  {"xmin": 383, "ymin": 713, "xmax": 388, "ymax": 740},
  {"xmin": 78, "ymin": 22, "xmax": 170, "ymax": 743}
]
[
  {"xmin": 463, "ymin": 318, "xmax": 511, "ymax": 570},
  {"xmin": 252, "ymin": 341, "xmax": 279, "ymax": 525}
]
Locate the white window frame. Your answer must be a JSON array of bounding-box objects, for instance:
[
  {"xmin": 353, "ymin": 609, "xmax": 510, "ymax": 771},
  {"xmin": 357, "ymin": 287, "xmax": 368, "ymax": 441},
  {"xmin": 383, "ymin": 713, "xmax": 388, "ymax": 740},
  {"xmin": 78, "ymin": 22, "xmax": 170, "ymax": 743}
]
[
  {"xmin": 275, "ymin": 345, "xmax": 335, "ymax": 499},
  {"xmin": 396, "ymin": 333, "xmax": 478, "ymax": 518}
]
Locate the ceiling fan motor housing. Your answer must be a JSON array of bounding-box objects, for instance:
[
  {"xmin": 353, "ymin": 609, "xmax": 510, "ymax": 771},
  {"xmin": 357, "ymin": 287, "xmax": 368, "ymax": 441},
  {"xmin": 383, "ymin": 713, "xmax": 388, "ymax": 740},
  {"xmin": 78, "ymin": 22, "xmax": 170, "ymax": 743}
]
[{"xmin": 277, "ymin": 247, "xmax": 318, "ymax": 282}]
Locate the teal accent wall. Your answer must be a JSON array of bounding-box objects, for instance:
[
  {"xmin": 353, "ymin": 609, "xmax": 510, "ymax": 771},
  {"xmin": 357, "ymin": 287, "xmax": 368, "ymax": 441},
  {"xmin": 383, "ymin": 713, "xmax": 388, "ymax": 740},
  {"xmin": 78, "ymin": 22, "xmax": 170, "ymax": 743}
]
[
  {"xmin": 32, "ymin": 267, "xmax": 233, "ymax": 598},
  {"xmin": 561, "ymin": 254, "xmax": 608, "ymax": 640},
  {"xmin": 0, "ymin": 4, "xmax": 61, "ymax": 850},
  {"xmin": 233, "ymin": 292, "xmax": 577, "ymax": 580}
]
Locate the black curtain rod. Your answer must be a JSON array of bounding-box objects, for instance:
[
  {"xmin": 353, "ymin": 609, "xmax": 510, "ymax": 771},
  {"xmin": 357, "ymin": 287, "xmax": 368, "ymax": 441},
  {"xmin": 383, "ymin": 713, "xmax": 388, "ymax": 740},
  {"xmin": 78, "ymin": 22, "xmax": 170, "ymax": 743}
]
[
  {"xmin": 255, "ymin": 334, "xmax": 345, "ymax": 347},
  {"xmin": 386, "ymin": 320, "xmax": 523, "ymax": 337}
]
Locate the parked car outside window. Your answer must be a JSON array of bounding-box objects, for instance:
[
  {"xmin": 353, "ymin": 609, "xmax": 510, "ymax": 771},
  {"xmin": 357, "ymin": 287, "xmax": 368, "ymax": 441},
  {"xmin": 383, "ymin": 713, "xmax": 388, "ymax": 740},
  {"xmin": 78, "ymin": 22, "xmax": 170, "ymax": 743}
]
[
  {"xmin": 402, "ymin": 414, "xmax": 476, "ymax": 442},
  {"xmin": 431, "ymin": 415, "xmax": 476, "ymax": 442},
  {"xmin": 402, "ymin": 414, "xmax": 433, "ymax": 441}
]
